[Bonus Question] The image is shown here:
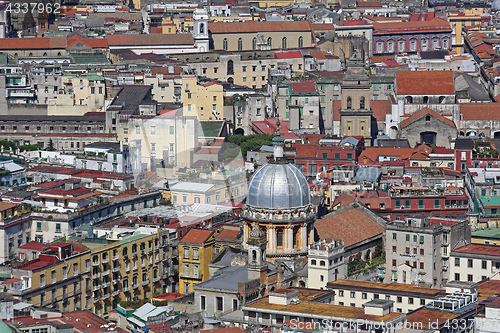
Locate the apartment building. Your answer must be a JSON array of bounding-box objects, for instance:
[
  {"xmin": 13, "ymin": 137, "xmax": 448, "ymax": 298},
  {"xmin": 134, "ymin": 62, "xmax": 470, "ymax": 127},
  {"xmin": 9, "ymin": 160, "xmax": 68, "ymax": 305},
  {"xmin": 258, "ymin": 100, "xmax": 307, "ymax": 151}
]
[
  {"xmin": 12, "ymin": 243, "xmax": 91, "ymax": 312},
  {"xmin": 182, "ymin": 76, "xmax": 225, "ymax": 121},
  {"xmin": 168, "ymin": 177, "xmax": 247, "ymax": 206},
  {"xmin": 47, "ymin": 73, "xmax": 106, "ymax": 116},
  {"xmin": 328, "ymin": 279, "xmax": 445, "ymax": 313},
  {"xmin": 307, "ymin": 239, "xmax": 345, "ymax": 289},
  {"xmin": 385, "ymin": 216, "xmax": 470, "ymax": 288},
  {"xmin": 449, "ymin": 243, "xmax": 500, "ymax": 284},
  {"xmin": 179, "ymin": 229, "xmax": 216, "ymax": 294},
  {"xmin": 81, "ymin": 227, "xmax": 161, "ymax": 316}
]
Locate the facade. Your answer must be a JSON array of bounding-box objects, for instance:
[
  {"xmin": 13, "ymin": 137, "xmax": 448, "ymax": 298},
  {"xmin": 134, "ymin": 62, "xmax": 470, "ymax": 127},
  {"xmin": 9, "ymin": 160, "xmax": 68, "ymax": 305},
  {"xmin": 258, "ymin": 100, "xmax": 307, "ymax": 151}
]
[
  {"xmin": 339, "ymin": 58, "xmax": 373, "ymax": 144},
  {"xmin": 307, "ymin": 239, "xmax": 345, "ymax": 289},
  {"xmin": 385, "ymin": 216, "xmax": 470, "ymax": 288},
  {"xmin": 373, "ymin": 19, "xmax": 452, "ymax": 56},
  {"xmin": 179, "ymin": 228, "xmax": 215, "ymax": 294},
  {"xmin": 450, "ymin": 243, "xmax": 500, "ymax": 284},
  {"xmin": 208, "ymin": 21, "xmax": 314, "ymax": 52},
  {"xmin": 327, "ymin": 279, "xmax": 446, "ymax": 313},
  {"xmin": 182, "ymin": 76, "xmax": 225, "ymax": 121},
  {"xmin": 169, "ymin": 179, "xmax": 247, "ymax": 206}
]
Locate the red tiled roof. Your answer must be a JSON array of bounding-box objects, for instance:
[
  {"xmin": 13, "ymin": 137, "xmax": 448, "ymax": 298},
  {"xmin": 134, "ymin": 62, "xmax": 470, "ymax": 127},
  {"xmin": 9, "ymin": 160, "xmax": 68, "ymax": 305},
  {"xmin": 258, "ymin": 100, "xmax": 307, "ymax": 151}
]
[
  {"xmin": 289, "ymin": 80, "xmax": 317, "ymax": 95},
  {"xmin": 460, "ymin": 103, "xmax": 500, "ymax": 120},
  {"xmin": 216, "ymin": 229, "xmax": 241, "ymax": 241},
  {"xmin": 180, "ymin": 229, "xmax": 214, "ymax": 244},
  {"xmin": 106, "ymin": 34, "xmax": 194, "ymax": 46},
  {"xmin": 18, "ymin": 241, "xmax": 49, "ymax": 251},
  {"xmin": 373, "ymin": 18, "xmax": 452, "ymax": 34},
  {"xmin": 396, "ymin": 70, "xmax": 454, "ymax": 95},
  {"xmin": 275, "ymin": 51, "xmax": 303, "ymax": 59},
  {"xmin": 370, "ymin": 100, "xmax": 392, "ymax": 121},
  {"xmin": 0, "ymin": 201, "xmax": 16, "ymax": 211},
  {"xmin": 453, "ymin": 243, "xmax": 500, "ymax": 256},
  {"xmin": 2, "ymin": 278, "xmax": 20, "ymax": 284},
  {"xmin": 311, "ymin": 23, "xmax": 335, "ymax": 31},
  {"xmin": 315, "ymin": 207, "xmax": 385, "ymax": 247},
  {"xmin": 66, "ymin": 35, "xmax": 108, "ymax": 49},
  {"xmin": 208, "ymin": 21, "xmax": 313, "ymax": 34},
  {"xmin": 0, "ymin": 37, "xmax": 67, "ymax": 50},
  {"xmin": 295, "ymin": 144, "xmax": 319, "ymax": 158},
  {"xmin": 400, "ymin": 107, "xmax": 456, "ymax": 128},
  {"xmin": 356, "ymin": 1, "xmax": 382, "ymax": 7}
]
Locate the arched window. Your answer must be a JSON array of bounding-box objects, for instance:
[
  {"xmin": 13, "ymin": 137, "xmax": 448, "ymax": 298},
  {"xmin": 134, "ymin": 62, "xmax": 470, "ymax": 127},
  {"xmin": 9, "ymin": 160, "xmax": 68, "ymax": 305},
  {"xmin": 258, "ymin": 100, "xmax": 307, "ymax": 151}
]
[
  {"xmin": 426, "ymin": 115, "xmax": 431, "ymax": 122},
  {"xmin": 222, "ymin": 38, "xmax": 228, "ymax": 51},
  {"xmin": 252, "ymin": 250, "xmax": 257, "ymax": 262},
  {"xmin": 347, "ymin": 96, "xmax": 352, "ymax": 109},
  {"xmin": 360, "ymin": 96, "xmax": 365, "ymax": 109},
  {"xmin": 439, "ymin": 96, "xmax": 446, "ymax": 103},
  {"xmin": 252, "ymin": 37, "xmax": 257, "ymax": 50},
  {"xmin": 199, "ymin": 23, "xmax": 204, "ymax": 34},
  {"xmin": 267, "ymin": 37, "xmax": 272, "ymax": 47},
  {"xmin": 227, "ymin": 60, "xmax": 234, "ymax": 75},
  {"xmin": 311, "ymin": 259, "xmax": 317, "ymax": 265},
  {"xmin": 405, "ymin": 96, "xmax": 413, "ymax": 104},
  {"xmin": 238, "ymin": 38, "xmax": 243, "ymax": 51},
  {"xmin": 320, "ymin": 260, "xmax": 326, "ymax": 267},
  {"xmin": 282, "ymin": 37, "xmax": 287, "ymax": 49},
  {"xmin": 298, "ymin": 36, "xmax": 303, "ymax": 48},
  {"xmin": 423, "ymin": 96, "xmax": 429, "ymax": 104}
]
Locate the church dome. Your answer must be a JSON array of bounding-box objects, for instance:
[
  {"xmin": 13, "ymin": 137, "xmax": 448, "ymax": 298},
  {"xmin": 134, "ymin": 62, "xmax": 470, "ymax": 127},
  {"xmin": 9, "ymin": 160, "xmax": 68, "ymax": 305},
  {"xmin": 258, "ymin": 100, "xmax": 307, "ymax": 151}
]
[
  {"xmin": 246, "ymin": 162, "xmax": 310, "ymax": 209},
  {"xmin": 493, "ymin": 0, "xmax": 500, "ymax": 11}
]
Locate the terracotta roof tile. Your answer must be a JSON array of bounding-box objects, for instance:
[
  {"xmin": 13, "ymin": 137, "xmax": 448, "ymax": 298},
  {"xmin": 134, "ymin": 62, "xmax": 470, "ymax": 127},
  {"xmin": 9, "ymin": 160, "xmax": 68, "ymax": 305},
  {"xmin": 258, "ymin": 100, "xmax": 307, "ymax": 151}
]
[
  {"xmin": 400, "ymin": 107, "xmax": 455, "ymax": 128},
  {"xmin": 106, "ymin": 34, "xmax": 193, "ymax": 46},
  {"xmin": 289, "ymin": 80, "xmax": 317, "ymax": 94},
  {"xmin": 18, "ymin": 241, "xmax": 49, "ymax": 251},
  {"xmin": 373, "ymin": 18, "xmax": 451, "ymax": 34},
  {"xmin": 460, "ymin": 103, "xmax": 500, "ymax": 120},
  {"xmin": 180, "ymin": 229, "xmax": 214, "ymax": 244},
  {"xmin": 356, "ymin": 1, "xmax": 382, "ymax": 7},
  {"xmin": 370, "ymin": 100, "xmax": 392, "ymax": 121},
  {"xmin": 216, "ymin": 229, "xmax": 241, "ymax": 241},
  {"xmin": 0, "ymin": 37, "xmax": 66, "ymax": 50},
  {"xmin": 396, "ymin": 70, "xmax": 454, "ymax": 95},
  {"xmin": 315, "ymin": 207, "xmax": 385, "ymax": 247}
]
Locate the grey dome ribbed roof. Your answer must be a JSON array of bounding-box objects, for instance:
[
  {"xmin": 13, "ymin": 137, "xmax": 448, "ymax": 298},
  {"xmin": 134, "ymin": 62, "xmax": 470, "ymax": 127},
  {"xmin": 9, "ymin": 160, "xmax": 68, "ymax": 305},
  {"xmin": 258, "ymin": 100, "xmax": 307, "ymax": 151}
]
[
  {"xmin": 247, "ymin": 163, "xmax": 310, "ymax": 209},
  {"xmin": 493, "ymin": 0, "xmax": 500, "ymax": 11}
]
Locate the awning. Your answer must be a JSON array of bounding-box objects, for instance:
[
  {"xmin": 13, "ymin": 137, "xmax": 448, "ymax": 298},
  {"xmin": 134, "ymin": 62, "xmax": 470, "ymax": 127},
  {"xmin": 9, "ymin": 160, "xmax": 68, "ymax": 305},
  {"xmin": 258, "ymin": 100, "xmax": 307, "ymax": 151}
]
[{"xmin": 127, "ymin": 317, "xmax": 146, "ymax": 328}]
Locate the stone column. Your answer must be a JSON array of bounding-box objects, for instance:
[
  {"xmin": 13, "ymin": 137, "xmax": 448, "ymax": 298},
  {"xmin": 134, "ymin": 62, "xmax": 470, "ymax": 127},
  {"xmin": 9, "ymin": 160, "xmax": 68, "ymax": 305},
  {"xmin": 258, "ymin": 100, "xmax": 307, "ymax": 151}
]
[
  {"xmin": 267, "ymin": 225, "xmax": 275, "ymax": 254},
  {"xmin": 286, "ymin": 224, "xmax": 293, "ymax": 253},
  {"xmin": 301, "ymin": 223, "xmax": 308, "ymax": 251},
  {"xmin": 309, "ymin": 223, "xmax": 314, "ymax": 244}
]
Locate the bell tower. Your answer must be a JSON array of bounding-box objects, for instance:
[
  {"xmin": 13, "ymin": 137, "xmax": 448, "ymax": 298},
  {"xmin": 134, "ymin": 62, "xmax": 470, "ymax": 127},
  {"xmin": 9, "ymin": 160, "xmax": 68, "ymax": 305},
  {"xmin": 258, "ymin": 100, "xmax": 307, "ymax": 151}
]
[
  {"xmin": 193, "ymin": 5, "xmax": 210, "ymax": 53},
  {"xmin": 339, "ymin": 50, "xmax": 373, "ymax": 145},
  {"xmin": 247, "ymin": 223, "xmax": 268, "ymax": 281}
]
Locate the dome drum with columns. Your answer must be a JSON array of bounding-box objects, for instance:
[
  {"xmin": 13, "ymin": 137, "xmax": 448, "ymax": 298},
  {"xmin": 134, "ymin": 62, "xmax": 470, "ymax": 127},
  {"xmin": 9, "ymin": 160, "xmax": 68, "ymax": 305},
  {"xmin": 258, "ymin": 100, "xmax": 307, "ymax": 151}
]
[{"xmin": 243, "ymin": 120, "xmax": 314, "ymax": 263}]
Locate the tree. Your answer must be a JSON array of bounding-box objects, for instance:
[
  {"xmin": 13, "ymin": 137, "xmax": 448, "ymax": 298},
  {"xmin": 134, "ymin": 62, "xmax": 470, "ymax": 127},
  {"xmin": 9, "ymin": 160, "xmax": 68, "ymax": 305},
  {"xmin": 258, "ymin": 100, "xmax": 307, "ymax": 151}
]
[
  {"xmin": 221, "ymin": 133, "xmax": 274, "ymax": 160},
  {"xmin": 47, "ymin": 139, "xmax": 55, "ymax": 151}
]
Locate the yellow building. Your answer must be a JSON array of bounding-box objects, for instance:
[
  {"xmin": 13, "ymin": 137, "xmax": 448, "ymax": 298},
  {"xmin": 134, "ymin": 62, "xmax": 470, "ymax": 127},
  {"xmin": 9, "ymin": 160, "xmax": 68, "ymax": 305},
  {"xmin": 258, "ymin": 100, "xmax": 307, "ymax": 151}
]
[
  {"xmin": 182, "ymin": 76, "xmax": 225, "ymax": 120},
  {"xmin": 13, "ymin": 243, "xmax": 91, "ymax": 312},
  {"xmin": 179, "ymin": 229, "xmax": 216, "ymax": 294},
  {"xmin": 47, "ymin": 73, "xmax": 106, "ymax": 116},
  {"xmin": 161, "ymin": 16, "xmax": 194, "ymax": 34},
  {"xmin": 82, "ymin": 229, "xmax": 161, "ymax": 316},
  {"xmin": 448, "ymin": 9, "xmax": 484, "ymax": 53},
  {"xmin": 253, "ymin": 0, "xmax": 294, "ymax": 8}
]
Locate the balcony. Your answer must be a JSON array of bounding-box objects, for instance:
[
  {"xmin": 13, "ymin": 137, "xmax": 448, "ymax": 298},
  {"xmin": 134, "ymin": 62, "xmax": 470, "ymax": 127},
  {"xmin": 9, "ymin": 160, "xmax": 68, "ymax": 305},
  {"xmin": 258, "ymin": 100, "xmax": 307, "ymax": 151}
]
[
  {"xmin": 141, "ymin": 249, "xmax": 146, "ymax": 256},
  {"xmin": 123, "ymin": 286, "xmax": 130, "ymax": 292},
  {"xmin": 85, "ymin": 267, "xmax": 91, "ymax": 273},
  {"xmin": 93, "ymin": 285, "xmax": 101, "ymax": 291},
  {"xmin": 142, "ymin": 279, "xmax": 150, "ymax": 286},
  {"xmin": 112, "ymin": 266, "xmax": 121, "ymax": 273},
  {"xmin": 113, "ymin": 255, "xmax": 119, "ymax": 261},
  {"xmin": 102, "ymin": 281, "xmax": 111, "ymax": 288},
  {"xmin": 92, "ymin": 261, "xmax": 100, "ymax": 267},
  {"xmin": 92, "ymin": 273, "xmax": 100, "ymax": 279},
  {"xmin": 112, "ymin": 290, "xmax": 120, "ymax": 297},
  {"xmin": 93, "ymin": 297, "xmax": 100, "ymax": 303},
  {"xmin": 153, "ymin": 276, "xmax": 160, "ymax": 283},
  {"xmin": 149, "ymin": 248, "xmax": 153, "ymax": 254},
  {"xmin": 112, "ymin": 278, "xmax": 120, "ymax": 284},
  {"xmin": 132, "ymin": 252, "xmax": 138, "ymax": 258},
  {"xmin": 102, "ymin": 258, "xmax": 110, "ymax": 264},
  {"xmin": 155, "ymin": 257, "xmax": 159, "ymax": 264},
  {"xmin": 141, "ymin": 263, "xmax": 146, "ymax": 268},
  {"xmin": 102, "ymin": 293, "xmax": 110, "ymax": 300},
  {"xmin": 133, "ymin": 283, "xmax": 140, "ymax": 289},
  {"xmin": 102, "ymin": 270, "xmax": 110, "ymax": 277},
  {"xmin": 125, "ymin": 266, "xmax": 130, "ymax": 273}
]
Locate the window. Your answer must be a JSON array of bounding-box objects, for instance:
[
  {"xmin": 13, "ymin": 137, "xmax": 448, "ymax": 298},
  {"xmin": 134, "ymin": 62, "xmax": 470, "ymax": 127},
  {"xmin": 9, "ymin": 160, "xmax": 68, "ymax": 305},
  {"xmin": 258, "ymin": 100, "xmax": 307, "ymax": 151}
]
[
  {"xmin": 339, "ymin": 290, "xmax": 344, "ymax": 297},
  {"xmin": 252, "ymin": 37, "xmax": 257, "ymax": 50},
  {"xmin": 468, "ymin": 259, "xmax": 473, "ymax": 268},
  {"xmin": 193, "ymin": 248, "xmax": 199, "ymax": 260},
  {"xmin": 396, "ymin": 200, "xmax": 401, "ymax": 209},
  {"xmin": 277, "ymin": 229, "xmax": 283, "ymax": 247},
  {"xmin": 298, "ymin": 36, "xmax": 303, "ymax": 48},
  {"xmin": 267, "ymin": 37, "xmax": 272, "ymax": 47},
  {"xmin": 392, "ymin": 246, "xmax": 396, "ymax": 252},
  {"xmin": 56, "ymin": 223, "xmax": 61, "ymax": 233},
  {"xmin": 223, "ymin": 38, "xmax": 228, "ymax": 50},
  {"xmin": 282, "ymin": 37, "xmax": 287, "ymax": 49},
  {"xmin": 408, "ymin": 297, "xmax": 414, "ymax": 304},
  {"xmin": 398, "ymin": 40, "xmax": 405, "ymax": 52},
  {"xmin": 392, "ymin": 233, "xmax": 397, "ymax": 240},
  {"xmin": 468, "ymin": 274, "xmax": 473, "ymax": 282},
  {"xmin": 397, "ymin": 296, "xmax": 402, "ymax": 303},
  {"xmin": 237, "ymin": 38, "xmax": 243, "ymax": 51},
  {"xmin": 362, "ymin": 293, "xmax": 367, "ymax": 299},
  {"xmin": 482, "ymin": 260, "xmax": 487, "ymax": 269},
  {"xmin": 346, "ymin": 96, "xmax": 352, "ymax": 109},
  {"xmin": 434, "ymin": 199, "xmax": 440, "ymax": 209},
  {"xmin": 311, "ymin": 259, "xmax": 316, "ymax": 265},
  {"xmin": 455, "ymin": 258, "xmax": 460, "ymax": 267},
  {"xmin": 37, "ymin": 222, "xmax": 42, "ymax": 232},
  {"xmin": 360, "ymin": 96, "xmax": 365, "ymax": 109},
  {"xmin": 392, "ymin": 259, "xmax": 397, "ymax": 266},
  {"xmin": 216, "ymin": 296, "xmax": 223, "ymax": 311},
  {"xmin": 350, "ymin": 291, "xmax": 355, "ymax": 298}
]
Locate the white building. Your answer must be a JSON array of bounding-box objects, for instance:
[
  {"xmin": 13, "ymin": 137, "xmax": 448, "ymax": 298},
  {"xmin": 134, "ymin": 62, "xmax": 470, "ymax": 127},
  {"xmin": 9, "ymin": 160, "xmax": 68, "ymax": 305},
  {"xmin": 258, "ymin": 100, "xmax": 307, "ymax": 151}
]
[{"xmin": 307, "ymin": 239, "xmax": 345, "ymax": 289}]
